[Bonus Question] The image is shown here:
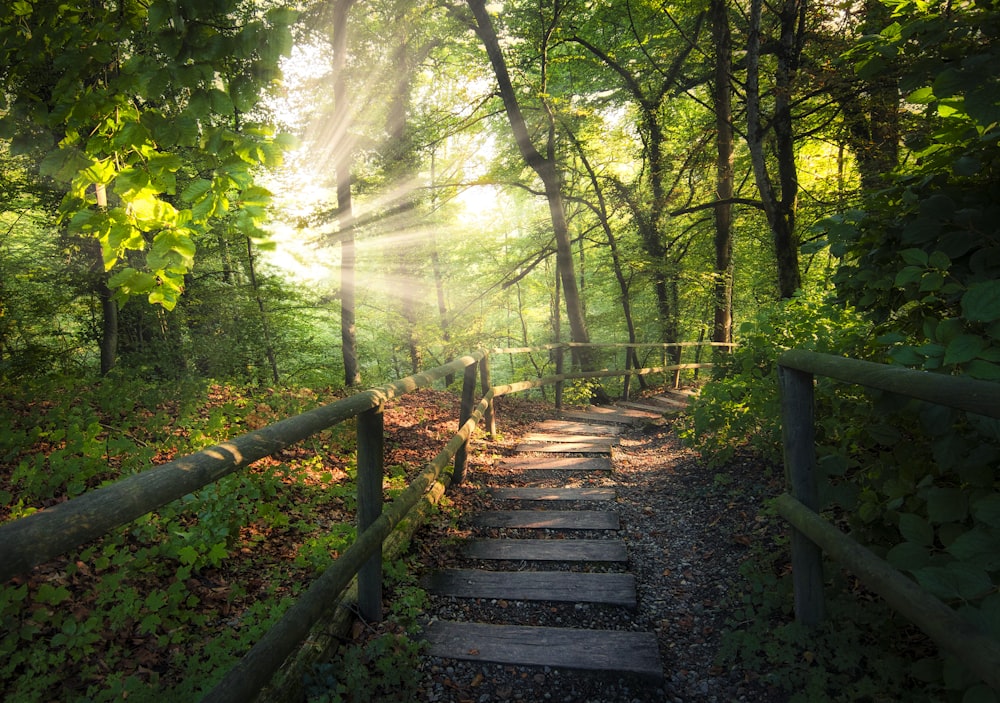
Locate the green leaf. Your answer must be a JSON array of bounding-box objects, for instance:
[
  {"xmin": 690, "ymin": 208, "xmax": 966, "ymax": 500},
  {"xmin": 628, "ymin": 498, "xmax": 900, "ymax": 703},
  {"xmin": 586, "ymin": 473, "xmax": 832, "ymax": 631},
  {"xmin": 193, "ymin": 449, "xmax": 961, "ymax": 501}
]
[
  {"xmin": 108, "ymin": 268, "xmax": 157, "ymax": 295},
  {"xmin": 947, "ymin": 527, "xmax": 1000, "ymax": 570},
  {"xmin": 177, "ymin": 545, "xmax": 199, "ymax": 565},
  {"xmin": 963, "ymin": 281, "xmax": 1000, "ymax": 322},
  {"xmin": 915, "ymin": 563, "xmax": 992, "ymax": 601},
  {"xmin": 901, "ymin": 248, "xmax": 929, "ymax": 266},
  {"xmin": 887, "ymin": 541, "xmax": 931, "ymax": 573},
  {"xmin": 899, "ymin": 512, "xmax": 934, "ymax": 546},
  {"xmin": 944, "ymin": 334, "xmax": 987, "ymax": 365},
  {"xmin": 925, "ymin": 486, "xmax": 968, "ymax": 524},
  {"xmin": 972, "ymin": 495, "xmax": 1000, "ymax": 528},
  {"xmin": 36, "ymin": 582, "xmax": 72, "ymax": 606},
  {"xmin": 962, "ymin": 684, "xmax": 998, "ymax": 703}
]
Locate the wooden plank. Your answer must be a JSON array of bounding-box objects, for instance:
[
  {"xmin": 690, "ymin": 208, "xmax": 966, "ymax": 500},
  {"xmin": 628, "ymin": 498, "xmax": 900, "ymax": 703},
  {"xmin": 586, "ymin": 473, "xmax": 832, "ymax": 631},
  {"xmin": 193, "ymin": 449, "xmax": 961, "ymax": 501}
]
[
  {"xmin": 557, "ymin": 410, "xmax": 638, "ymax": 425},
  {"xmin": 522, "ymin": 432, "xmax": 620, "ymax": 444},
  {"xmin": 535, "ymin": 420, "xmax": 621, "ymax": 435},
  {"xmin": 514, "ymin": 440, "xmax": 613, "ymax": 454},
  {"xmin": 487, "ymin": 487, "xmax": 616, "ymax": 501},
  {"xmin": 616, "ymin": 401, "xmax": 668, "ymax": 414},
  {"xmin": 423, "ymin": 621, "xmax": 662, "ymax": 680},
  {"xmin": 501, "ymin": 456, "xmax": 612, "ymax": 472},
  {"xmin": 645, "ymin": 395, "xmax": 688, "ymax": 410},
  {"xmin": 424, "ymin": 569, "xmax": 636, "ymax": 607},
  {"xmin": 471, "ymin": 510, "xmax": 619, "ymax": 530},
  {"xmin": 589, "ymin": 405, "xmax": 662, "ymax": 420},
  {"xmin": 463, "ymin": 538, "xmax": 628, "ymax": 562}
]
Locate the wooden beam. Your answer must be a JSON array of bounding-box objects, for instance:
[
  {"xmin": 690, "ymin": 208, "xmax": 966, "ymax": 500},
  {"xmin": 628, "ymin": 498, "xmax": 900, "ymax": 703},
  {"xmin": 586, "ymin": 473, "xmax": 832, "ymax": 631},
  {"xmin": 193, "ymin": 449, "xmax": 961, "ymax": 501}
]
[
  {"xmin": 423, "ymin": 621, "xmax": 663, "ymax": 680},
  {"xmin": 424, "ymin": 569, "xmax": 636, "ymax": 606}
]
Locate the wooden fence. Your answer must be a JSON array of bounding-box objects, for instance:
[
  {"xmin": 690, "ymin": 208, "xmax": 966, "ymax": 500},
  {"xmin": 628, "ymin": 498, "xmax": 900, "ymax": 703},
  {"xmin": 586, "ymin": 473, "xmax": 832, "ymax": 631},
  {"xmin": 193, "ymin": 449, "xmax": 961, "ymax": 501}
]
[
  {"xmin": 777, "ymin": 349, "xmax": 1000, "ymax": 691},
  {"xmin": 0, "ymin": 342, "xmax": 722, "ymax": 702}
]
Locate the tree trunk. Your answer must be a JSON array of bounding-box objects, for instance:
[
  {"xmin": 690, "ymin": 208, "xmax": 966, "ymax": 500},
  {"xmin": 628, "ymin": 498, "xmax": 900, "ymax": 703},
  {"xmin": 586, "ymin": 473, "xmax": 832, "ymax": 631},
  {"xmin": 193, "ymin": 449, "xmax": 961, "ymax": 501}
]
[
  {"xmin": 711, "ymin": 0, "xmax": 735, "ymax": 344},
  {"xmin": 333, "ymin": 0, "xmax": 361, "ymax": 386},
  {"xmin": 467, "ymin": 0, "xmax": 594, "ymax": 369},
  {"xmin": 746, "ymin": 0, "xmax": 804, "ymax": 298},
  {"xmin": 245, "ymin": 237, "xmax": 280, "ymax": 384}
]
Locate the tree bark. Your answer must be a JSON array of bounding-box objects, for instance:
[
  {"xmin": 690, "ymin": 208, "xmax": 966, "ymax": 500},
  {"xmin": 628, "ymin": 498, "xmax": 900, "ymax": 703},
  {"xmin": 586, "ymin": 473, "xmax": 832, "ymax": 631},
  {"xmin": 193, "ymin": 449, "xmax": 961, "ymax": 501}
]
[
  {"xmin": 333, "ymin": 0, "xmax": 361, "ymax": 386},
  {"xmin": 711, "ymin": 0, "xmax": 735, "ymax": 344},
  {"xmin": 466, "ymin": 0, "xmax": 594, "ymax": 369},
  {"xmin": 746, "ymin": 0, "xmax": 804, "ymax": 298}
]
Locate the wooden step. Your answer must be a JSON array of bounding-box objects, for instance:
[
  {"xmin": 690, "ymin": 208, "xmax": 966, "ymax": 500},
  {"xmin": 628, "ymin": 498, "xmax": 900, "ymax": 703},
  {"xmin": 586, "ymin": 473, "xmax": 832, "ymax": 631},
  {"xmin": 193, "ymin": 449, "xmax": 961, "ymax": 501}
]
[
  {"xmin": 424, "ymin": 569, "xmax": 636, "ymax": 606},
  {"xmin": 471, "ymin": 510, "xmax": 619, "ymax": 530},
  {"xmin": 514, "ymin": 440, "xmax": 614, "ymax": 454},
  {"xmin": 522, "ymin": 432, "xmax": 620, "ymax": 444},
  {"xmin": 616, "ymin": 401, "xmax": 667, "ymax": 414},
  {"xmin": 558, "ymin": 409, "xmax": 638, "ymax": 426},
  {"xmin": 590, "ymin": 405, "xmax": 662, "ymax": 420},
  {"xmin": 534, "ymin": 420, "xmax": 621, "ymax": 435},
  {"xmin": 487, "ymin": 487, "xmax": 616, "ymax": 501},
  {"xmin": 463, "ymin": 538, "xmax": 628, "ymax": 562},
  {"xmin": 646, "ymin": 394, "xmax": 689, "ymax": 410},
  {"xmin": 501, "ymin": 456, "xmax": 612, "ymax": 472},
  {"xmin": 423, "ymin": 621, "xmax": 663, "ymax": 680}
]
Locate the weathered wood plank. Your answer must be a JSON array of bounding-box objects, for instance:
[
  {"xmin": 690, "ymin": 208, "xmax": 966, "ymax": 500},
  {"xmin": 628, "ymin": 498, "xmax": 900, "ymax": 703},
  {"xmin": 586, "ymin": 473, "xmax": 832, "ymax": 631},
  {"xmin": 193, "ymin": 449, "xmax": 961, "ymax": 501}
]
[
  {"xmin": 514, "ymin": 440, "xmax": 613, "ymax": 454},
  {"xmin": 424, "ymin": 569, "xmax": 636, "ymax": 606},
  {"xmin": 501, "ymin": 456, "xmax": 612, "ymax": 472},
  {"xmin": 589, "ymin": 405, "xmax": 662, "ymax": 419},
  {"xmin": 645, "ymin": 395, "xmax": 688, "ymax": 410},
  {"xmin": 463, "ymin": 538, "xmax": 628, "ymax": 562},
  {"xmin": 522, "ymin": 432, "xmax": 620, "ymax": 444},
  {"xmin": 557, "ymin": 409, "xmax": 638, "ymax": 425},
  {"xmin": 487, "ymin": 487, "xmax": 616, "ymax": 501},
  {"xmin": 616, "ymin": 401, "xmax": 668, "ymax": 414},
  {"xmin": 423, "ymin": 621, "xmax": 662, "ymax": 680},
  {"xmin": 534, "ymin": 420, "xmax": 621, "ymax": 435},
  {"xmin": 472, "ymin": 510, "xmax": 619, "ymax": 529}
]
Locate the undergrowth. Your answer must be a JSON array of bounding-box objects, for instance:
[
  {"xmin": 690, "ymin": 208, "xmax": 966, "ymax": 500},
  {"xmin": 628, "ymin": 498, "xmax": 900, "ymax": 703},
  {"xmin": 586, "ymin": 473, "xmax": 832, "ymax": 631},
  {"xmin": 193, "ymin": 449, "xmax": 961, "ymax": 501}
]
[{"xmin": 0, "ymin": 374, "xmax": 361, "ymax": 701}]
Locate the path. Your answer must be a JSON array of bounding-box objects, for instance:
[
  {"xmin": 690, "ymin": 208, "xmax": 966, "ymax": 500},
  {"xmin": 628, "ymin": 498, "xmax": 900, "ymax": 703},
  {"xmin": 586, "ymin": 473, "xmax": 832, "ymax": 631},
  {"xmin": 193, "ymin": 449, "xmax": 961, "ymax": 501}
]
[{"xmin": 420, "ymin": 393, "xmax": 691, "ymax": 687}]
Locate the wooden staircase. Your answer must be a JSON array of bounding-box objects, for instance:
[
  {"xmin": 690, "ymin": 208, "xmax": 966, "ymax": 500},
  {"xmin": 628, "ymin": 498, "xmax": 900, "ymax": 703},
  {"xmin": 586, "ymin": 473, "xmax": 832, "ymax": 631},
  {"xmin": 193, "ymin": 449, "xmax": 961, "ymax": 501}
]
[{"xmin": 421, "ymin": 396, "xmax": 683, "ymax": 682}]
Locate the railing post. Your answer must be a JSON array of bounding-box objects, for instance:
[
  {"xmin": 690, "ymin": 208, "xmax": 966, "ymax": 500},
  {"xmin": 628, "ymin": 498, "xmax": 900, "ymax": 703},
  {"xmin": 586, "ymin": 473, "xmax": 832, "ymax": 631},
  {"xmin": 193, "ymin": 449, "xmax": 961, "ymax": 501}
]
[
  {"xmin": 778, "ymin": 364, "xmax": 824, "ymax": 626},
  {"xmin": 357, "ymin": 404, "xmax": 384, "ymax": 623},
  {"xmin": 622, "ymin": 345, "xmax": 632, "ymax": 401},
  {"xmin": 554, "ymin": 345, "xmax": 564, "ymax": 410},
  {"xmin": 479, "ymin": 353, "xmax": 496, "ymax": 438},
  {"xmin": 453, "ymin": 361, "xmax": 478, "ymax": 485}
]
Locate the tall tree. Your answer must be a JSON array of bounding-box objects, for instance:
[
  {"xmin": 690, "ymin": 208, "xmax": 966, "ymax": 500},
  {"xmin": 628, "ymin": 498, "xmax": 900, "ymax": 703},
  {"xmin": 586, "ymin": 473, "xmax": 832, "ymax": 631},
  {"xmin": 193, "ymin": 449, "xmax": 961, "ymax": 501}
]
[
  {"xmin": 465, "ymin": 0, "xmax": 595, "ymax": 368},
  {"xmin": 331, "ymin": 0, "xmax": 362, "ymax": 386},
  {"xmin": 711, "ymin": 0, "xmax": 735, "ymax": 344},
  {"xmin": 746, "ymin": 0, "xmax": 806, "ymax": 298}
]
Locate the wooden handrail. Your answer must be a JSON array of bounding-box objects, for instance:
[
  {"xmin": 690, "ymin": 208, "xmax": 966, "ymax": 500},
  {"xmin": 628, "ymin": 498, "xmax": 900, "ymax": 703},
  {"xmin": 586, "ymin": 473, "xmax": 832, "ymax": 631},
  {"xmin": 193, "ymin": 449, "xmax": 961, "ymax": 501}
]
[
  {"xmin": 777, "ymin": 350, "xmax": 1000, "ymax": 692},
  {"xmin": 0, "ymin": 351, "xmax": 485, "ymax": 582}
]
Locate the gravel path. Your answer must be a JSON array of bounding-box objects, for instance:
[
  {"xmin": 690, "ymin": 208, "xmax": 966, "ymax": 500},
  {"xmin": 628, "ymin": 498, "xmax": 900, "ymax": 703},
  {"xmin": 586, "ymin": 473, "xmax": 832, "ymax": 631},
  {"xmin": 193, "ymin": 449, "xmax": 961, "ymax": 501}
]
[{"xmin": 411, "ymin": 413, "xmax": 788, "ymax": 703}]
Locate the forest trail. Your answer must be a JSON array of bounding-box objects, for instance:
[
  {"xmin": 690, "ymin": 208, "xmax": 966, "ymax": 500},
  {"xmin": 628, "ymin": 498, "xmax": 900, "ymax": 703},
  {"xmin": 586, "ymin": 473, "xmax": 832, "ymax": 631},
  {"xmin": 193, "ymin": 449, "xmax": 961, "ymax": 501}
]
[{"xmin": 420, "ymin": 393, "xmax": 690, "ymax": 689}]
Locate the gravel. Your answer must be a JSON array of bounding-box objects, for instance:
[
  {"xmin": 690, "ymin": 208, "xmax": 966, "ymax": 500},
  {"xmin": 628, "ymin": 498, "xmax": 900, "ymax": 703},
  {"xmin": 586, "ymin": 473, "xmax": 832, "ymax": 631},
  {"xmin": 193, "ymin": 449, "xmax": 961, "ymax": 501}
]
[{"xmin": 410, "ymin": 414, "xmax": 788, "ymax": 703}]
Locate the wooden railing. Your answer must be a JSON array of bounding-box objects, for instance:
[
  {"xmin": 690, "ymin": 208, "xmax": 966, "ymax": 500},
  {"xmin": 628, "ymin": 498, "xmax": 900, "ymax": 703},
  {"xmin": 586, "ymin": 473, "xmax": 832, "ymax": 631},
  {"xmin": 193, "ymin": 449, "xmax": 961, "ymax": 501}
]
[
  {"xmin": 777, "ymin": 350, "xmax": 1000, "ymax": 692},
  {"xmin": 0, "ymin": 341, "xmax": 724, "ymax": 702}
]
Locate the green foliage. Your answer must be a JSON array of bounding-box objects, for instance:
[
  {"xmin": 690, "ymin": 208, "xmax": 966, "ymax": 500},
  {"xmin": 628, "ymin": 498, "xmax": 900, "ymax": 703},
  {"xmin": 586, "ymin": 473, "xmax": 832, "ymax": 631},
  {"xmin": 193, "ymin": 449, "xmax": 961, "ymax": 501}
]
[
  {"xmin": 821, "ymin": 0, "xmax": 1000, "ymax": 380},
  {"xmin": 680, "ymin": 291, "xmax": 874, "ymax": 466},
  {"xmin": 0, "ymin": 0, "xmax": 297, "ymax": 309},
  {"xmin": 0, "ymin": 377, "xmax": 361, "ymax": 700},
  {"xmin": 719, "ymin": 544, "xmax": 944, "ymax": 702}
]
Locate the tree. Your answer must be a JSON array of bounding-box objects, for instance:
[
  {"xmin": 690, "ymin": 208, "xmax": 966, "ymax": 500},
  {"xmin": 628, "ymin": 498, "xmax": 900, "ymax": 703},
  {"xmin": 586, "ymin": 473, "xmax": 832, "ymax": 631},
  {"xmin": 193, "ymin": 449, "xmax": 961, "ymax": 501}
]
[
  {"xmin": 465, "ymin": 0, "xmax": 596, "ymax": 371},
  {"xmin": 0, "ymin": 0, "xmax": 297, "ymax": 371},
  {"xmin": 745, "ymin": 0, "xmax": 806, "ymax": 298},
  {"xmin": 710, "ymin": 0, "xmax": 735, "ymax": 344}
]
